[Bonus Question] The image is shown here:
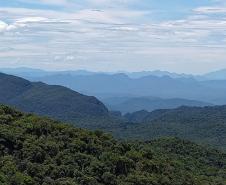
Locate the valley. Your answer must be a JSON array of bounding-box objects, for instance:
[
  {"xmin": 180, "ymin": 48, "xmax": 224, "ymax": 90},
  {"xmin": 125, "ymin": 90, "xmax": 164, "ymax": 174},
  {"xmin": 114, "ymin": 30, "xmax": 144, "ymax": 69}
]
[{"xmin": 1, "ymin": 0, "xmax": 226, "ymax": 184}]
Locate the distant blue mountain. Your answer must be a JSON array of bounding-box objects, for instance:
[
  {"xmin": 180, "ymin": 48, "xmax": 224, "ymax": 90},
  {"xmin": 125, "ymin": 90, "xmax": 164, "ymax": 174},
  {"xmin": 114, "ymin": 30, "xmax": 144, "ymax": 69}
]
[
  {"xmin": 0, "ymin": 67, "xmax": 98, "ymax": 79},
  {"xmin": 201, "ymin": 69, "xmax": 226, "ymax": 80},
  {"xmin": 102, "ymin": 96, "xmax": 212, "ymax": 114},
  {"xmin": 0, "ymin": 67, "xmax": 47, "ymax": 78},
  {"xmin": 1, "ymin": 68, "xmax": 226, "ymax": 105},
  {"xmin": 28, "ymin": 73, "xmax": 226, "ymax": 104},
  {"xmin": 3, "ymin": 67, "xmax": 226, "ymax": 80},
  {"xmin": 126, "ymin": 70, "xmax": 193, "ymax": 79}
]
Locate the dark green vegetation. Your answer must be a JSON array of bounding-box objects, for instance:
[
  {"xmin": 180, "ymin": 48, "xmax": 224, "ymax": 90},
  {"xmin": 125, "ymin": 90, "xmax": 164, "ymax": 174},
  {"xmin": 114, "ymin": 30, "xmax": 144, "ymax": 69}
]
[
  {"xmin": 124, "ymin": 110, "xmax": 150, "ymax": 123},
  {"xmin": 2, "ymin": 72, "xmax": 226, "ymax": 153},
  {"xmin": 1, "ymin": 105, "xmax": 226, "ymax": 185},
  {"xmin": 0, "ymin": 73, "xmax": 109, "ymax": 122},
  {"xmin": 114, "ymin": 106, "xmax": 226, "ymax": 151}
]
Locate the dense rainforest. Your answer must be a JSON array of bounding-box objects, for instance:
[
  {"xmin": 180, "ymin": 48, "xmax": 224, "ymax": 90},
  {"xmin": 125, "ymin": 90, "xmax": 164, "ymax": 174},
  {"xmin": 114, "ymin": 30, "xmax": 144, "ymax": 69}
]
[
  {"xmin": 114, "ymin": 106, "xmax": 226, "ymax": 151},
  {"xmin": 1, "ymin": 105, "xmax": 226, "ymax": 185}
]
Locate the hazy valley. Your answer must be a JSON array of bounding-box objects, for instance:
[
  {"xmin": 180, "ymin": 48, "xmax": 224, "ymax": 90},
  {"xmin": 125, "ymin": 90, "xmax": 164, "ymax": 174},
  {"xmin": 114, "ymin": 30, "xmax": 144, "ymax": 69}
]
[{"xmin": 1, "ymin": 0, "xmax": 226, "ymax": 184}]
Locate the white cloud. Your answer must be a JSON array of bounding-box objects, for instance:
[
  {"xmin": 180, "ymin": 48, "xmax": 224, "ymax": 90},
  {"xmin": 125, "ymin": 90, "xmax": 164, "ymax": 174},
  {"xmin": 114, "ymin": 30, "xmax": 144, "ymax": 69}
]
[
  {"xmin": 18, "ymin": 0, "xmax": 72, "ymax": 6},
  {"xmin": 16, "ymin": 17, "xmax": 48, "ymax": 23},
  {"xmin": 0, "ymin": 1, "xmax": 226, "ymax": 73},
  {"xmin": 39, "ymin": 0, "xmax": 69, "ymax": 5},
  {"xmin": 18, "ymin": 0, "xmax": 138, "ymax": 9},
  {"xmin": 86, "ymin": 0, "xmax": 137, "ymax": 7},
  {"xmin": 0, "ymin": 16, "xmax": 51, "ymax": 32},
  {"xmin": 65, "ymin": 55, "xmax": 75, "ymax": 60},
  {"xmin": 0, "ymin": 20, "xmax": 8, "ymax": 32},
  {"xmin": 194, "ymin": 6, "xmax": 226, "ymax": 14}
]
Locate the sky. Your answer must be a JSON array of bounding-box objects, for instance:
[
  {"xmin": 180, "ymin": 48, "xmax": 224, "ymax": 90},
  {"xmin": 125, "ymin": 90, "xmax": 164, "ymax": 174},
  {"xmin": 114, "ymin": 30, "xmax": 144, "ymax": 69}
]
[{"xmin": 0, "ymin": 0, "xmax": 226, "ymax": 74}]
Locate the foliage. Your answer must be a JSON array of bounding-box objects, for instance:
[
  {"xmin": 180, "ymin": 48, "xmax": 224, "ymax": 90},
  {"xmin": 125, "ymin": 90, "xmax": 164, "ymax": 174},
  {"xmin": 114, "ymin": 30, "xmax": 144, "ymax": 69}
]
[
  {"xmin": 1, "ymin": 105, "xmax": 226, "ymax": 184},
  {"xmin": 113, "ymin": 106, "xmax": 226, "ymax": 151}
]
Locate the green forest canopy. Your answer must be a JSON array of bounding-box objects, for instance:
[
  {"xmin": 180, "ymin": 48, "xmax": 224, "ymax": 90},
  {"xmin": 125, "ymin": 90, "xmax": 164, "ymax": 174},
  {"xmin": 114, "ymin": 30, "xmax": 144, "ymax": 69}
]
[{"xmin": 0, "ymin": 105, "xmax": 226, "ymax": 185}]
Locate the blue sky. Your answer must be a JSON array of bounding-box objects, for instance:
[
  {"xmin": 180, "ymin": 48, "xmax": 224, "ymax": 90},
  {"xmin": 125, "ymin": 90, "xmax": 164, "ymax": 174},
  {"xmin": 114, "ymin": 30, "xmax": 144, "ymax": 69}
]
[{"xmin": 0, "ymin": 0, "xmax": 226, "ymax": 74}]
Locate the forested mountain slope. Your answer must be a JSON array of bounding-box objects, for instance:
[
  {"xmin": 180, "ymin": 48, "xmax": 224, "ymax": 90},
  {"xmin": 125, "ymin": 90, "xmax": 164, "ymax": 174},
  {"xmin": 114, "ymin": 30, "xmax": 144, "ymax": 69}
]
[
  {"xmin": 0, "ymin": 73, "xmax": 109, "ymax": 122},
  {"xmin": 0, "ymin": 105, "xmax": 226, "ymax": 185},
  {"xmin": 116, "ymin": 105, "xmax": 226, "ymax": 151}
]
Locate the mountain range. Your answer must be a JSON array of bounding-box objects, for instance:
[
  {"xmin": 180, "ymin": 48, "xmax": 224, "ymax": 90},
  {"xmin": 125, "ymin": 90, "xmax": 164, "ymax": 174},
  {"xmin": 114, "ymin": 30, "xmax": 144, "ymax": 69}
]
[
  {"xmin": 102, "ymin": 96, "xmax": 211, "ymax": 114},
  {"xmin": 1, "ymin": 72, "xmax": 226, "ymax": 151},
  {"xmin": 2, "ymin": 67, "xmax": 226, "ymax": 80},
  {"xmin": 29, "ymin": 73, "xmax": 226, "ymax": 105},
  {"xmin": 2, "ymin": 68, "xmax": 226, "ymax": 107},
  {"xmin": 2, "ymin": 68, "xmax": 226, "ymax": 106}
]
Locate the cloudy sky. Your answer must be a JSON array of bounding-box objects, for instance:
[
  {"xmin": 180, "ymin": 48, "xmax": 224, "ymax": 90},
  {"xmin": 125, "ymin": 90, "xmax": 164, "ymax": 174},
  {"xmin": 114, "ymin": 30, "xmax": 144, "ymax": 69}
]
[{"xmin": 0, "ymin": 0, "xmax": 226, "ymax": 74}]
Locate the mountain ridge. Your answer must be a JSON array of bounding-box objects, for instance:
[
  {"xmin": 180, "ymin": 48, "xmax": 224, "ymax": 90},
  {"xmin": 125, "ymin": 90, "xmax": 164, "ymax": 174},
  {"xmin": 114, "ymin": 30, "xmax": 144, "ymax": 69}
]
[
  {"xmin": 3, "ymin": 67, "xmax": 226, "ymax": 80},
  {"xmin": 103, "ymin": 96, "xmax": 212, "ymax": 114},
  {"xmin": 0, "ymin": 72, "xmax": 109, "ymax": 123},
  {"xmin": 114, "ymin": 105, "xmax": 226, "ymax": 151},
  {"xmin": 30, "ymin": 73, "xmax": 226, "ymax": 104}
]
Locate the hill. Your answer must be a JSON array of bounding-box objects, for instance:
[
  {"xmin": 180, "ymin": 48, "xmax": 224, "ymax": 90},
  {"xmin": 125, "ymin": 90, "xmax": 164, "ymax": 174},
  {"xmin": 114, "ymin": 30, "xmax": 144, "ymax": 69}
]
[
  {"xmin": 0, "ymin": 67, "xmax": 97, "ymax": 79},
  {"xmin": 202, "ymin": 69, "xmax": 226, "ymax": 80},
  {"xmin": 114, "ymin": 105, "xmax": 226, "ymax": 151},
  {"xmin": 103, "ymin": 96, "xmax": 211, "ymax": 114},
  {"xmin": 3, "ymin": 68, "xmax": 226, "ymax": 104},
  {"xmin": 124, "ymin": 110, "xmax": 150, "ymax": 123},
  {"xmin": 126, "ymin": 70, "xmax": 193, "ymax": 79},
  {"xmin": 0, "ymin": 73, "xmax": 109, "ymax": 123},
  {"xmin": 28, "ymin": 73, "xmax": 226, "ymax": 105},
  {"xmin": 1, "ymin": 105, "xmax": 226, "ymax": 184}
]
